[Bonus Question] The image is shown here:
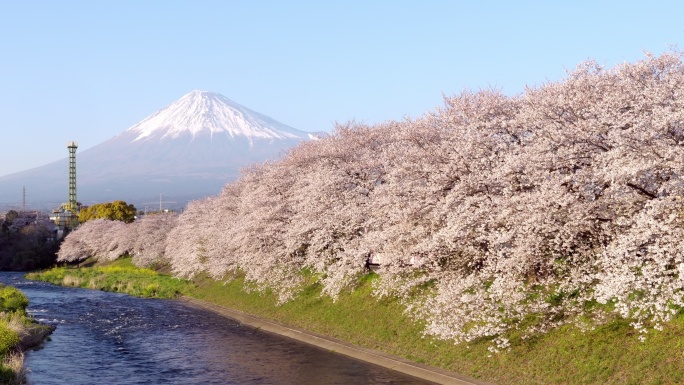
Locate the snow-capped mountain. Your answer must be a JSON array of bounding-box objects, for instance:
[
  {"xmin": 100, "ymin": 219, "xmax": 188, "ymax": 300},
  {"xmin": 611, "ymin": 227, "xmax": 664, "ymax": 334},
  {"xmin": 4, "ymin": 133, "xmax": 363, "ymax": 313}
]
[
  {"xmin": 128, "ymin": 90, "xmax": 305, "ymax": 142},
  {"xmin": 0, "ymin": 91, "xmax": 322, "ymax": 209}
]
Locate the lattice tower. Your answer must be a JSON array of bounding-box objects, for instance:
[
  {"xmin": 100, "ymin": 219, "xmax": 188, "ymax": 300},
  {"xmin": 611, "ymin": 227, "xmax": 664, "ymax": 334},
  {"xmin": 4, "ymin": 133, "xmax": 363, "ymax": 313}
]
[{"xmin": 67, "ymin": 141, "xmax": 78, "ymax": 212}]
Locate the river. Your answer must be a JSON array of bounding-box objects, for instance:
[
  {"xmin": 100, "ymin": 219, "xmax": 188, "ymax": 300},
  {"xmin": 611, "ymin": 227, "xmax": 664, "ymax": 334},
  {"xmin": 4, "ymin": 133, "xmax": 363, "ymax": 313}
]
[{"xmin": 0, "ymin": 273, "xmax": 431, "ymax": 385}]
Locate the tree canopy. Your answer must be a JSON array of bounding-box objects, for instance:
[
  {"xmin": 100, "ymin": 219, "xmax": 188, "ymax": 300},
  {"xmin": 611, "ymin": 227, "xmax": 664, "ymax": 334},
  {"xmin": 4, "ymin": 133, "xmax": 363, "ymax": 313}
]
[{"xmin": 78, "ymin": 200, "xmax": 137, "ymax": 224}]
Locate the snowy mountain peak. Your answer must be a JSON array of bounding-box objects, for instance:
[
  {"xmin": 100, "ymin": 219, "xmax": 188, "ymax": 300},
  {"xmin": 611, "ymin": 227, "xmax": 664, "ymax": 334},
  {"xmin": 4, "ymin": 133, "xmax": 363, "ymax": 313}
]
[{"xmin": 125, "ymin": 90, "xmax": 306, "ymax": 142}]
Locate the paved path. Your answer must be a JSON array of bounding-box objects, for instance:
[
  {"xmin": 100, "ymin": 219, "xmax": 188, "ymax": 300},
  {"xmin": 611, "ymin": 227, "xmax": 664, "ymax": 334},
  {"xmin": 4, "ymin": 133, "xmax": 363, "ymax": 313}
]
[{"xmin": 180, "ymin": 296, "xmax": 495, "ymax": 385}]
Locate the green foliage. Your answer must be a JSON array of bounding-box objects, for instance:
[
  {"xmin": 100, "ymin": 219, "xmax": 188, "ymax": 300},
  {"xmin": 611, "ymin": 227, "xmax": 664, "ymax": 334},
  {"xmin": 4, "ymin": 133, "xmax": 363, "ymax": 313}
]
[
  {"xmin": 0, "ymin": 366, "xmax": 16, "ymax": 384},
  {"xmin": 0, "ymin": 284, "xmax": 46, "ymax": 385},
  {"xmin": 28, "ymin": 266, "xmax": 66, "ymax": 283},
  {"xmin": 0, "ymin": 325, "xmax": 19, "ymax": 357},
  {"xmin": 28, "ymin": 257, "xmax": 189, "ymax": 299},
  {"xmin": 3, "ymin": 239, "xmax": 59, "ymax": 272},
  {"xmin": 0, "ymin": 286, "xmax": 28, "ymax": 313},
  {"xmin": 78, "ymin": 200, "xmax": 137, "ymax": 224},
  {"xmin": 0, "ymin": 211, "xmax": 59, "ymax": 271}
]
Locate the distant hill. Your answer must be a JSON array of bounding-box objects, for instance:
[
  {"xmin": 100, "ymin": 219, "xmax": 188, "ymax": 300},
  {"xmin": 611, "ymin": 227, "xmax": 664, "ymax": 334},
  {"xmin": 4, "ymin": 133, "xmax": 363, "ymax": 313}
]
[{"xmin": 0, "ymin": 91, "xmax": 323, "ymax": 210}]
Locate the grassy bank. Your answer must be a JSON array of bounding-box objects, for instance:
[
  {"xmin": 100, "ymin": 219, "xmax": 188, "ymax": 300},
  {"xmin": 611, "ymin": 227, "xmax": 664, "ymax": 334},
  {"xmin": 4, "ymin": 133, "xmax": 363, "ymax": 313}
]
[
  {"xmin": 26, "ymin": 257, "xmax": 189, "ymax": 299},
  {"xmin": 0, "ymin": 284, "xmax": 54, "ymax": 385},
  {"xmin": 28, "ymin": 259, "xmax": 684, "ymax": 385}
]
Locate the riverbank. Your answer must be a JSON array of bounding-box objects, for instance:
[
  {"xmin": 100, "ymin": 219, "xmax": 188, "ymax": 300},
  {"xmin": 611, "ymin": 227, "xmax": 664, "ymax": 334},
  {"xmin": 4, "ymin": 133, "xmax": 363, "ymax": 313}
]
[
  {"xmin": 27, "ymin": 259, "xmax": 483, "ymax": 384},
  {"xmin": 26, "ymin": 258, "xmax": 684, "ymax": 385},
  {"xmin": 0, "ymin": 284, "xmax": 54, "ymax": 385},
  {"xmin": 180, "ymin": 296, "xmax": 488, "ymax": 385}
]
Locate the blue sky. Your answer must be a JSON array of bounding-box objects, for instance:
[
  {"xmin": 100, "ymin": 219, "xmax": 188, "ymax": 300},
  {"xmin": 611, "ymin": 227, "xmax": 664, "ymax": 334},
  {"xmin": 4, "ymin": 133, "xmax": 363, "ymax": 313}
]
[{"xmin": 0, "ymin": 1, "xmax": 682, "ymax": 177}]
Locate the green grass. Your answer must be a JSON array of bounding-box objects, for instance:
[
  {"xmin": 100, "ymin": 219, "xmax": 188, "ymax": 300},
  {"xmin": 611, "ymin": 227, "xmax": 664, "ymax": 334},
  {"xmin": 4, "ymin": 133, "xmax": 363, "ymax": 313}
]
[
  {"xmin": 187, "ymin": 272, "xmax": 448, "ymax": 365},
  {"xmin": 27, "ymin": 260, "xmax": 684, "ymax": 385},
  {"xmin": 0, "ymin": 284, "xmax": 52, "ymax": 385},
  {"xmin": 0, "ymin": 287, "xmax": 26, "ymax": 357},
  {"xmin": 167, "ymin": 272, "xmax": 684, "ymax": 384},
  {"xmin": 27, "ymin": 257, "xmax": 190, "ymax": 299}
]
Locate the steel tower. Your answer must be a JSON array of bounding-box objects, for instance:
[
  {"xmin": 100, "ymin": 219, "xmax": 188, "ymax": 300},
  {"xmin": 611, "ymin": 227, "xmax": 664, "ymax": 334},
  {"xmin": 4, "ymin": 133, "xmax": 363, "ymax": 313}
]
[{"xmin": 67, "ymin": 141, "xmax": 78, "ymax": 225}]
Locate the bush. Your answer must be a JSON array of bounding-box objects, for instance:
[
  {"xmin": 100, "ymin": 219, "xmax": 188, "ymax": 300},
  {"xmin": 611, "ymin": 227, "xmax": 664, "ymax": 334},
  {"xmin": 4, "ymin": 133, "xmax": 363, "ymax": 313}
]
[{"xmin": 0, "ymin": 286, "xmax": 28, "ymax": 313}]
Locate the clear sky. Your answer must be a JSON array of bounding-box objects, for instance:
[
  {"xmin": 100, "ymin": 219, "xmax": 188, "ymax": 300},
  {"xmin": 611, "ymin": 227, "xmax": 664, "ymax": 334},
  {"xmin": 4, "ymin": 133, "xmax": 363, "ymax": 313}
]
[{"xmin": 0, "ymin": 1, "xmax": 682, "ymax": 178}]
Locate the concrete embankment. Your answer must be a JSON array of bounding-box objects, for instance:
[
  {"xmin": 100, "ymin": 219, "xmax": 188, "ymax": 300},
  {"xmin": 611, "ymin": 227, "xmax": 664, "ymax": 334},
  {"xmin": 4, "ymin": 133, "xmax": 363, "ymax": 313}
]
[{"xmin": 180, "ymin": 296, "xmax": 494, "ymax": 385}]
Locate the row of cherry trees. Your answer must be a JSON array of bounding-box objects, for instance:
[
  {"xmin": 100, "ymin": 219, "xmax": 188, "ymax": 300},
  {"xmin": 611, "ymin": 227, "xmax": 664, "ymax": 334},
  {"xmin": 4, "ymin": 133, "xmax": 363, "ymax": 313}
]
[
  {"xmin": 58, "ymin": 52, "xmax": 684, "ymax": 345},
  {"xmin": 58, "ymin": 213, "xmax": 177, "ymax": 268}
]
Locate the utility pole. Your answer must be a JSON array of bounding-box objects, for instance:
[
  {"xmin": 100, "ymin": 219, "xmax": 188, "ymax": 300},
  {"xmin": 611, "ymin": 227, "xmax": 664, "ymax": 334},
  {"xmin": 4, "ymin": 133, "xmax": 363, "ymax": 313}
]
[{"xmin": 21, "ymin": 186, "xmax": 25, "ymax": 210}]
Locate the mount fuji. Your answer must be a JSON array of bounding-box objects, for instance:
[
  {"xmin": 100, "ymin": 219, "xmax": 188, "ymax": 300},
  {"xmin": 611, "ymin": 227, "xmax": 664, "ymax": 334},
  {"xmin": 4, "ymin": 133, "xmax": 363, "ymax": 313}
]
[{"xmin": 0, "ymin": 91, "xmax": 321, "ymax": 210}]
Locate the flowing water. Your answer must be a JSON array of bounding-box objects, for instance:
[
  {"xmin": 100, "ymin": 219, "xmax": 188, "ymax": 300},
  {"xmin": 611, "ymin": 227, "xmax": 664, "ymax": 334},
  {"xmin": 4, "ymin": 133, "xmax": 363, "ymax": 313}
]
[{"xmin": 0, "ymin": 273, "xmax": 431, "ymax": 385}]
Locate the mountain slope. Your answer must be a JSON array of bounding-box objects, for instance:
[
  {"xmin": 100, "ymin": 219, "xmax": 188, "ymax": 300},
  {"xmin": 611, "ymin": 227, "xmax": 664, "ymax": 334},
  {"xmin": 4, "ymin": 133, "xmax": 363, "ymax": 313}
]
[
  {"xmin": 127, "ymin": 90, "xmax": 306, "ymax": 142},
  {"xmin": 0, "ymin": 91, "xmax": 318, "ymax": 209}
]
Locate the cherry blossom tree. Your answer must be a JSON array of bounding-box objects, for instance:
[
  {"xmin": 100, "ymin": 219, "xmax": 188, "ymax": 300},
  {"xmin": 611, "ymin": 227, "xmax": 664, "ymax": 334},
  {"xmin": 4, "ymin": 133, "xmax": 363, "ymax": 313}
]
[
  {"xmin": 130, "ymin": 212, "xmax": 178, "ymax": 268},
  {"xmin": 59, "ymin": 51, "xmax": 684, "ymax": 345},
  {"xmin": 57, "ymin": 219, "xmax": 133, "ymax": 262}
]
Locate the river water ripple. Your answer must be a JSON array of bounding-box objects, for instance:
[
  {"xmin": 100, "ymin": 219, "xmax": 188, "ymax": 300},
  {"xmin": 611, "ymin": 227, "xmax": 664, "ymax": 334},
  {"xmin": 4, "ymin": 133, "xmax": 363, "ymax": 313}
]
[{"xmin": 0, "ymin": 273, "xmax": 430, "ymax": 385}]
